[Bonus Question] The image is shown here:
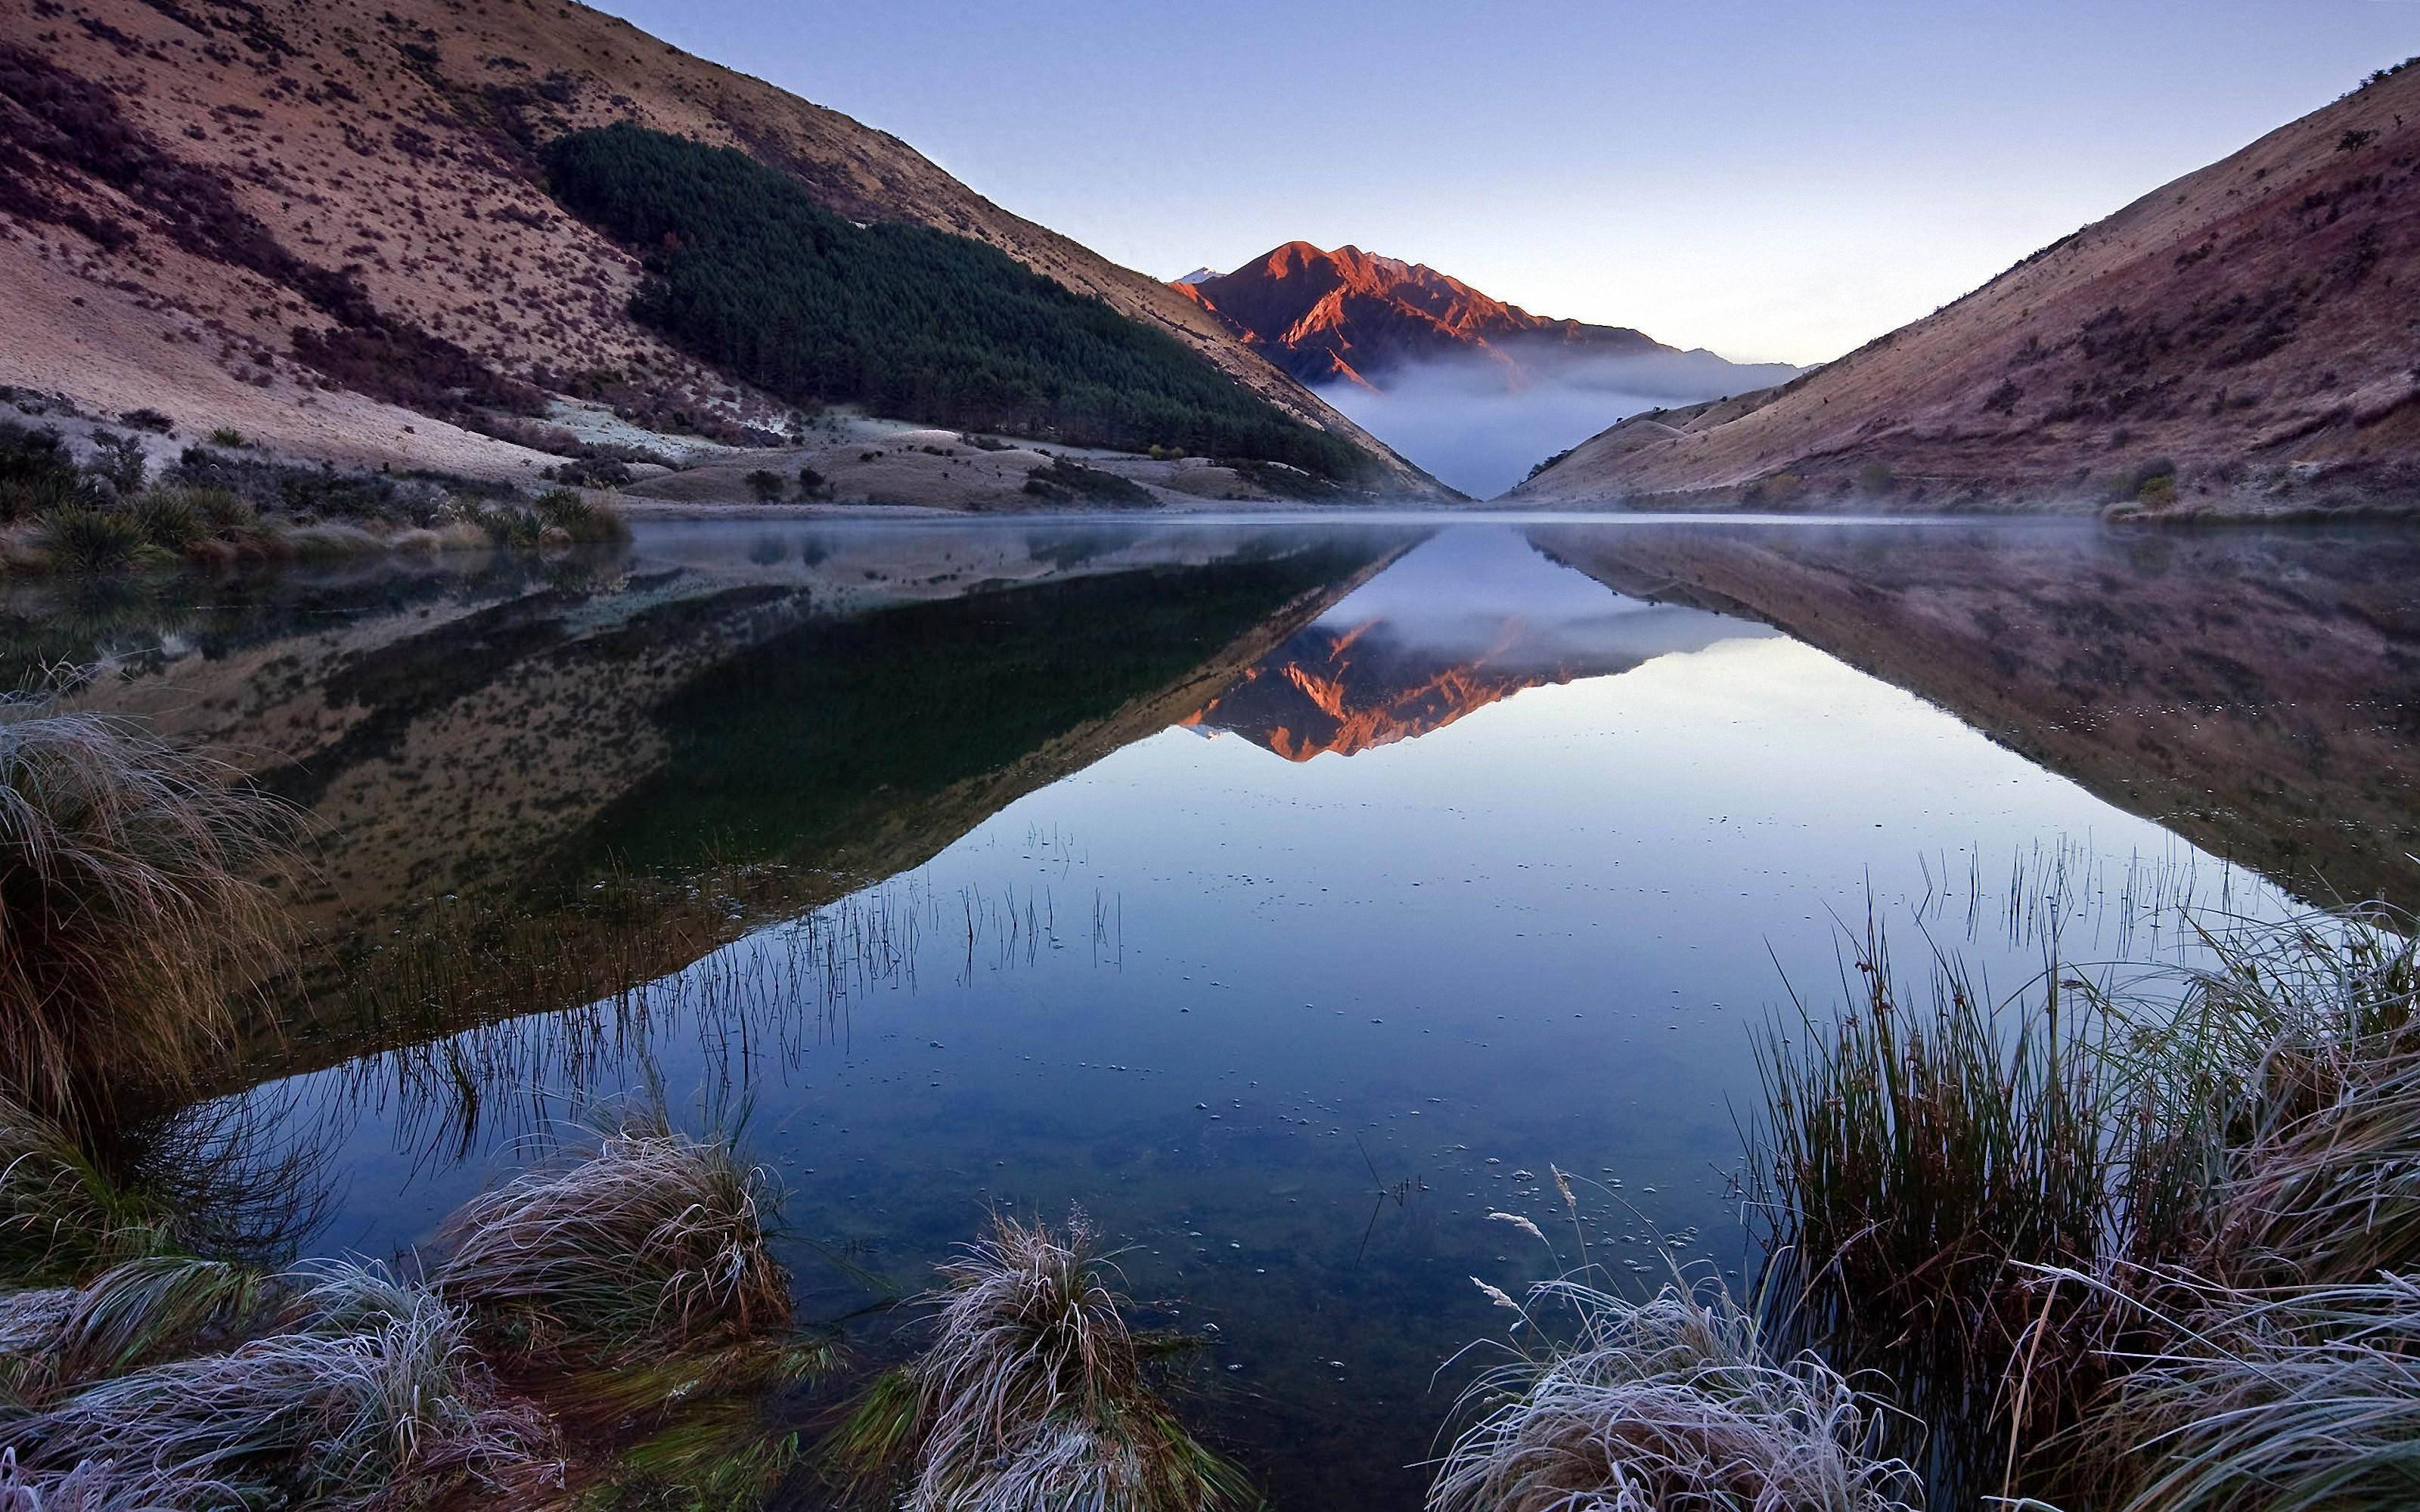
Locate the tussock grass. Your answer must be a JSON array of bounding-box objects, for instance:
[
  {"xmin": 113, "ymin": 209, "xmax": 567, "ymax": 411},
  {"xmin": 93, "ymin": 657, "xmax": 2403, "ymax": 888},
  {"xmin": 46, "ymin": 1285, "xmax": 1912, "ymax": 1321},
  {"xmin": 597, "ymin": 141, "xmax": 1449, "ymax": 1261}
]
[
  {"xmin": 0, "ymin": 701, "xmax": 299, "ymax": 1120},
  {"xmin": 280, "ymin": 520, "xmax": 388, "ymax": 561},
  {"xmin": 2062, "ymin": 1272, "xmax": 2420, "ymax": 1512},
  {"xmin": 1429, "ymin": 1276, "xmax": 1923, "ymax": 1512},
  {"xmin": 825, "ymin": 1210, "xmax": 1255, "ymax": 1512},
  {"xmin": 5, "ymin": 1258, "xmax": 560, "ymax": 1510},
  {"xmin": 456, "ymin": 489, "xmax": 628, "ymax": 551},
  {"xmin": 30, "ymin": 512, "xmax": 141, "ymax": 575},
  {"xmin": 434, "ymin": 1113, "xmax": 791, "ymax": 1365},
  {"xmin": 2144, "ymin": 907, "xmax": 2420, "ymax": 1287},
  {"xmin": 0, "ymin": 1255, "xmax": 265, "ymax": 1405}
]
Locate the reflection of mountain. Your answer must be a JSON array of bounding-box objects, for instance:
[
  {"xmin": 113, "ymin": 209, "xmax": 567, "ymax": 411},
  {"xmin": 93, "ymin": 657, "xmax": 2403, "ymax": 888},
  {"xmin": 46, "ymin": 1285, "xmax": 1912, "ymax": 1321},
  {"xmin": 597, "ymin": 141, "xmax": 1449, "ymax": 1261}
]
[
  {"xmin": 1186, "ymin": 608, "xmax": 1727, "ymax": 760},
  {"xmin": 20, "ymin": 526, "xmax": 1408, "ymax": 1095},
  {"xmin": 1185, "ymin": 528, "xmax": 1751, "ymax": 759},
  {"xmin": 1533, "ymin": 523, "xmax": 2420, "ymax": 909}
]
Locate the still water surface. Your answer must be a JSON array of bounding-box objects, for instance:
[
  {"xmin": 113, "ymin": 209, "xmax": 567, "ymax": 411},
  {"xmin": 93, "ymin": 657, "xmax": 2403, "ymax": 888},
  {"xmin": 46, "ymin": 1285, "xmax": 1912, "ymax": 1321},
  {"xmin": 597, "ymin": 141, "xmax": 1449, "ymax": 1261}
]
[{"xmin": 15, "ymin": 516, "xmax": 2415, "ymax": 1507}]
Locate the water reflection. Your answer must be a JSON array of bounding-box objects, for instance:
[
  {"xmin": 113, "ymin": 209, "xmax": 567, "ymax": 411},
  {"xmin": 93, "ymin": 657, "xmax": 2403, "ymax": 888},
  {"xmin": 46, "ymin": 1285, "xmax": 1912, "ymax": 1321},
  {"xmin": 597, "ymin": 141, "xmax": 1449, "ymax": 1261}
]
[
  {"xmin": 9, "ymin": 517, "xmax": 2414, "ymax": 1509},
  {"xmin": 1186, "ymin": 529, "xmax": 1754, "ymax": 759},
  {"xmin": 1533, "ymin": 519, "xmax": 2420, "ymax": 910}
]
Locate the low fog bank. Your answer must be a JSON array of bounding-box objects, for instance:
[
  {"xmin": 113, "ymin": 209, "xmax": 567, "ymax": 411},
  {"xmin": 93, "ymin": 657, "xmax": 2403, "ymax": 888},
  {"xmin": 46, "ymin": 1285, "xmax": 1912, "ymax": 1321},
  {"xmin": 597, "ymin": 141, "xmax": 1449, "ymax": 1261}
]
[{"xmin": 1320, "ymin": 349, "xmax": 1801, "ymax": 499}]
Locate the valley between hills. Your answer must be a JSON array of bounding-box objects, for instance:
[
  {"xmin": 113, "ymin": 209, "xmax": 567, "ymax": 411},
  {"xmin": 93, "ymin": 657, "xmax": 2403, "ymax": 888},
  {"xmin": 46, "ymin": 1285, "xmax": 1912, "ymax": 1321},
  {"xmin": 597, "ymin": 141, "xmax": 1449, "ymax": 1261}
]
[{"xmin": 1, "ymin": 0, "xmax": 2416, "ymax": 525}]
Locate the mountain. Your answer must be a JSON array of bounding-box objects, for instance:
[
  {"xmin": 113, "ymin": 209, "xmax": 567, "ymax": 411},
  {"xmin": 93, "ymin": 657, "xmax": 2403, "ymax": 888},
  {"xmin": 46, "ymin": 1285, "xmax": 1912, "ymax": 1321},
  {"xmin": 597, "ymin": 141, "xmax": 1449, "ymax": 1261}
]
[
  {"xmin": 1172, "ymin": 241, "xmax": 1795, "ymax": 397},
  {"xmin": 1175, "ymin": 268, "xmax": 1224, "ymax": 286},
  {"xmin": 1514, "ymin": 61, "xmax": 2420, "ymax": 516},
  {"xmin": 0, "ymin": 0, "xmax": 1437, "ymax": 494}
]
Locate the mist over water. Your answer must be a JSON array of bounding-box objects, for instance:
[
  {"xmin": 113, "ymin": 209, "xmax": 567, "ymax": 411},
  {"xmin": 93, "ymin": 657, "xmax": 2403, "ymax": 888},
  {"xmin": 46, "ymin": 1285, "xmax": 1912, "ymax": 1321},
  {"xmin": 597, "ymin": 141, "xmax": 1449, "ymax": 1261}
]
[{"xmin": 1316, "ymin": 349, "xmax": 1801, "ymax": 498}]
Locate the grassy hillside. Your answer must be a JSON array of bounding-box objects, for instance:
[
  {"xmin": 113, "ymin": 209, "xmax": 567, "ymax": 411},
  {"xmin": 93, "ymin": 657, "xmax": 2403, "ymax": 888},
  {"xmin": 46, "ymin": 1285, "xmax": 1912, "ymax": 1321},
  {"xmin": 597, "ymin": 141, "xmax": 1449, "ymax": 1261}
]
[
  {"xmin": 0, "ymin": 0, "xmax": 1437, "ymax": 492},
  {"xmin": 544, "ymin": 126, "xmax": 1365, "ymax": 479},
  {"xmin": 1515, "ymin": 60, "xmax": 2420, "ymax": 516}
]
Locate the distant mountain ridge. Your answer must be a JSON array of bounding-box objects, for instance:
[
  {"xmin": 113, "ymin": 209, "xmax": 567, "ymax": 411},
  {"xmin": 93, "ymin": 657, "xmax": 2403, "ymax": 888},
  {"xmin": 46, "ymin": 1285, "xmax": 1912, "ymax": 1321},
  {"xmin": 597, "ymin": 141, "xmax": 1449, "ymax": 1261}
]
[
  {"xmin": 1172, "ymin": 242, "xmax": 1792, "ymax": 397},
  {"xmin": 1514, "ymin": 60, "xmax": 2420, "ymax": 516}
]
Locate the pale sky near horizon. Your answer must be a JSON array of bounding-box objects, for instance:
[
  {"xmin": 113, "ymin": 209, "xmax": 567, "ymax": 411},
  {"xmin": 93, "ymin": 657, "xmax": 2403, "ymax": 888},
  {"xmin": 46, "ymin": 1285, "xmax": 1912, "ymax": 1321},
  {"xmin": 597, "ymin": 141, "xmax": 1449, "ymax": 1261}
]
[{"xmin": 588, "ymin": 1, "xmax": 2417, "ymax": 366}]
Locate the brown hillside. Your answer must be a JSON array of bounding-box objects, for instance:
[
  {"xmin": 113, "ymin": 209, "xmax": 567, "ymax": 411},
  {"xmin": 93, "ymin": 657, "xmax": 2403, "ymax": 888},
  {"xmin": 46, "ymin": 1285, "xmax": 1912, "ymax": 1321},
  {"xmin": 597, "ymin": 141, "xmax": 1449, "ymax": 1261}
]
[
  {"xmin": 0, "ymin": 0, "xmax": 1435, "ymax": 491},
  {"xmin": 1514, "ymin": 64, "xmax": 2420, "ymax": 516}
]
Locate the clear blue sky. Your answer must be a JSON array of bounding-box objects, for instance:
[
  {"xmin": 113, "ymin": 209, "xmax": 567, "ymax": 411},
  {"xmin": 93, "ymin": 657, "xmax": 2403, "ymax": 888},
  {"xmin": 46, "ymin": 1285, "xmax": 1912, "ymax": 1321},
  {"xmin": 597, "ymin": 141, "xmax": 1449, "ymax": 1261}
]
[{"xmin": 589, "ymin": 1, "xmax": 2418, "ymax": 365}]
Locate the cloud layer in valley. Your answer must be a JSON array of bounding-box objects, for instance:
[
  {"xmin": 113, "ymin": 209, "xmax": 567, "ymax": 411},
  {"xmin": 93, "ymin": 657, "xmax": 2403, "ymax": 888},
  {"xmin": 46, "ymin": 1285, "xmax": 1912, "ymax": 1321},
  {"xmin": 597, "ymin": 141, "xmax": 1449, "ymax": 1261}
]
[{"xmin": 1319, "ymin": 349, "xmax": 1800, "ymax": 500}]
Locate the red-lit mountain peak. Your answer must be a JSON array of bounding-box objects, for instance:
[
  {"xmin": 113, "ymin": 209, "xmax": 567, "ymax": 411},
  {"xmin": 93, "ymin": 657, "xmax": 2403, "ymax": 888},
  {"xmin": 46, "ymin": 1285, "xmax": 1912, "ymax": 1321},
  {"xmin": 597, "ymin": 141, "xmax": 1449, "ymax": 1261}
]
[{"xmin": 1174, "ymin": 241, "xmax": 1671, "ymax": 390}]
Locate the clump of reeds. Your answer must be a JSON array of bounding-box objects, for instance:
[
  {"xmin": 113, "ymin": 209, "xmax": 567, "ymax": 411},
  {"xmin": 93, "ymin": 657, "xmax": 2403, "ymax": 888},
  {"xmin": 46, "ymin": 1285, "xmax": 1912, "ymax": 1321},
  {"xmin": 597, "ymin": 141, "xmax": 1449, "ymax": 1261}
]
[
  {"xmin": 1747, "ymin": 902, "xmax": 2420, "ymax": 1504},
  {"xmin": 5, "ymin": 1258, "xmax": 559, "ymax": 1510},
  {"xmin": 0, "ymin": 700, "xmax": 300, "ymax": 1120},
  {"xmin": 433, "ymin": 1112, "xmax": 791, "ymax": 1366},
  {"xmin": 0, "ymin": 1087, "xmax": 330, "ymax": 1291},
  {"xmin": 824, "ymin": 1210, "xmax": 1255, "ymax": 1512},
  {"xmin": 1429, "ymin": 1275, "xmax": 1924, "ymax": 1512},
  {"xmin": 1748, "ymin": 922, "xmax": 2124, "ymax": 1491},
  {"xmin": 0, "ymin": 1093, "xmax": 178, "ymax": 1284}
]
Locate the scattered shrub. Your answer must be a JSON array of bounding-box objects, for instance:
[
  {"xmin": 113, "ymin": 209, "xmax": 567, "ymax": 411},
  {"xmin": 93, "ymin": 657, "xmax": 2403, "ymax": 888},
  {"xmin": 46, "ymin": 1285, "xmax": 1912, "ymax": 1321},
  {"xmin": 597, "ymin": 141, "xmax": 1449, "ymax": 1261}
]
[
  {"xmin": 116, "ymin": 409, "xmax": 173, "ymax": 435},
  {"xmin": 1022, "ymin": 457, "xmax": 1156, "ymax": 507},
  {"xmin": 1523, "ymin": 447, "xmax": 1575, "ymax": 485},
  {"xmin": 744, "ymin": 468, "xmax": 786, "ymax": 503},
  {"xmin": 205, "ymin": 427, "xmax": 246, "ymax": 448},
  {"xmin": 0, "ymin": 422, "xmax": 79, "ymax": 522},
  {"xmin": 84, "ymin": 432, "xmax": 145, "ymax": 496},
  {"xmin": 553, "ymin": 456, "xmax": 633, "ymax": 488}
]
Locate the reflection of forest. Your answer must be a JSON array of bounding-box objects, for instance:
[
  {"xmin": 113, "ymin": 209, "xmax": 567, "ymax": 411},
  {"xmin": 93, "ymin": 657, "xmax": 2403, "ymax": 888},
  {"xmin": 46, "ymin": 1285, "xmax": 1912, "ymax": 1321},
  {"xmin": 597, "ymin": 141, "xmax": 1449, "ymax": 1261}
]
[{"xmin": 17, "ymin": 531, "xmax": 1406, "ymax": 1103}]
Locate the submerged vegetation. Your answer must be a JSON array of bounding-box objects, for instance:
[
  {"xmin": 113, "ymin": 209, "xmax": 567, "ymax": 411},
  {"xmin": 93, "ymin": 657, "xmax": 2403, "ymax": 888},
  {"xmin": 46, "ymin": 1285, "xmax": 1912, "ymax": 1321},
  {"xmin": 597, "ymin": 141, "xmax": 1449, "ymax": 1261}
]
[
  {"xmin": 1440, "ymin": 905, "xmax": 2420, "ymax": 1512},
  {"xmin": 827, "ymin": 1210, "xmax": 1256, "ymax": 1512},
  {"xmin": 541, "ymin": 124, "xmax": 1366, "ymax": 482}
]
